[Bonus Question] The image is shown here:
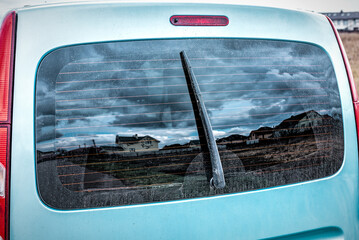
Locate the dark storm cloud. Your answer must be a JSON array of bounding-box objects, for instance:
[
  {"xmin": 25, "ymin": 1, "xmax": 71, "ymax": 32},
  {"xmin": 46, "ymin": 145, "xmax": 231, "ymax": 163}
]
[
  {"xmin": 289, "ymin": 43, "xmax": 323, "ymax": 57},
  {"xmin": 37, "ymin": 126, "xmax": 63, "ymax": 143},
  {"xmin": 37, "ymin": 114, "xmax": 54, "ymax": 127},
  {"xmin": 248, "ymin": 106, "xmax": 282, "ymax": 119},
  {"xmin": 37, "ymin": 97, "xmax": 55, "ymax": 116}
]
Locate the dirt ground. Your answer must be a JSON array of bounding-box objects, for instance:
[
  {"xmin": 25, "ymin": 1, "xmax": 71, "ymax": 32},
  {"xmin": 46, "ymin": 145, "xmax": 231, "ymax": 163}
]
[{"xmin": 340, "ymin": 32, "xmax": 359, "ymax": 92}]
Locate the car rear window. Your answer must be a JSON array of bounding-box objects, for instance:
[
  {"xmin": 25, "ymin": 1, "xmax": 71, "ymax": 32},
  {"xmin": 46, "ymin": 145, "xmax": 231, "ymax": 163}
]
[{"xmin": 36, "ymin": 39, "xmax": 344, "ymax": 209}]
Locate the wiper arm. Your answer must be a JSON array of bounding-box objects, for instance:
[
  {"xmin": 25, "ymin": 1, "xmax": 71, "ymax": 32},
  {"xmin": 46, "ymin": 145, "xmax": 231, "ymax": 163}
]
[{"xmin": 180, "ymin": 51, "xmax": 226, "ymax": 189}]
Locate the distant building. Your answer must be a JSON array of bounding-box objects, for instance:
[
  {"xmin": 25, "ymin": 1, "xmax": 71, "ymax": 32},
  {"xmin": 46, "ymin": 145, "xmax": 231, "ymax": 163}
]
[
  {"xmin": 323, "ymin": 11, "xmax": 359, "ymax": 31},
  {"xmin": 274, "ymin": 110, "xmax": 324, "ymax": 137},
  {"xmin": 161, "ymin": 143, "xmax": 187, "ymax": 151},
  {"xmin": 162, "ymin": 140, "xmax": 201, "ymax": 151},
  {"xmin": 244, "ymin": 110, "xmax": 326, "ymax": 145},
  {"xmin": 216, "ymin": 134, "xmax": 247, "ymax": 145},
  {"xmin": 246, "ymin": 127, "xmax": 274, "ymax": 145},
  {"xmin": 115, "ymin": 134, "xmax": 160, "ymax": 152},
  {"xmin": 248, "ymin": 127, "xmax": 274, "ymax": 140},
  {"xmin": 187, "ymin": 140, "xmax": 200, "ymax": 148}
]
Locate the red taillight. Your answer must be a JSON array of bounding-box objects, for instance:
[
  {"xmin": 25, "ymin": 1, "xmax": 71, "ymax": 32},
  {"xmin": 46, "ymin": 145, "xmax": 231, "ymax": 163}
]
[
  {"xmin": 0, "ymin": 12, "xmax": 15, "ymax": 123},
  {"xmin": 326, "ymin": 16, "xmax": 359, "ymax": 144},
  {"xmin": 0, "ymin": 11, "xmax": 15, "ymax": 240},
  {"xmin": 0, "ymin": 127, "xmax": 9, "ymax": 239},
  {"xmin": 170, "ymin": 15, "xmax": 229, "ymax": 26}
]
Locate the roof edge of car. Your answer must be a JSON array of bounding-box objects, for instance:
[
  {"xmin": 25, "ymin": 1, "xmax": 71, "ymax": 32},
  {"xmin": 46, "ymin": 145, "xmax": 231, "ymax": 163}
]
[{"xmin": 14, "ymin": 1, "xmax": 322, "ymax": 17}]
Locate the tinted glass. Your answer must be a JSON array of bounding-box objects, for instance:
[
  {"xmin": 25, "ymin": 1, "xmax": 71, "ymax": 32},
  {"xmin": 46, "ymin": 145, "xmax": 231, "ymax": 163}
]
[{"xmin": 36, "ymin": 39, "xmax": 344, "ymax": 209}]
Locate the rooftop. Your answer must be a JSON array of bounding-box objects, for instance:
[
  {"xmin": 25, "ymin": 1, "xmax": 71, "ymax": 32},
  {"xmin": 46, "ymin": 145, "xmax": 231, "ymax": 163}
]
[
  {"xmin": 116, "ymin": 135, "xmax": 160, "ymax": 143},
  {"xmin": 322, "ymin": 11, "xmax": 359, "ymax": 20}
]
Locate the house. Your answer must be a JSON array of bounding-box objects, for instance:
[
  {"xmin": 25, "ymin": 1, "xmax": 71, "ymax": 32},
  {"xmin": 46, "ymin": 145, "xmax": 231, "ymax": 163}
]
[
  {"xmin": 217, "ymin": 134, "xmax": 247, "ymax": 145},
  {"xmin": 246, "ymin": 127, "xmax": 274, "ymax": 145},
  {"xmin": 244, "ymin": 110, "xmax": 326, "ymax": 144},
  {"xmin": 323, "ymin": 11, "xmax": 359, "ymax": 31},
  {"xmin": 274, "ymin": 110, "xmax": 324, "ymax": 137},
  {"xmin": 248, "ymin": 127, "xmax": 274, "ymax": 141},
  {"xmin": 115, "ymin": 134, "xmax": 160, "ymax": 152},
  {"xmin": 188, "ymin": 140, "xmax": 200, "ymax": 148},
  {"xmin": 161, "ymin": 143, "xmax": 187, "ymax": 151}
]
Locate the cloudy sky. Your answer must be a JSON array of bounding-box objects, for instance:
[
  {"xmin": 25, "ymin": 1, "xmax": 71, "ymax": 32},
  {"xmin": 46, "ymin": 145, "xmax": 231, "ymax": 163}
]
[
  {"xmin": 1, "ymin": 0, "xmax": 359, "ymax": 21},
  {"xmin": 35, "ymin": 39, "xmax": 341, "ymax": 152}
]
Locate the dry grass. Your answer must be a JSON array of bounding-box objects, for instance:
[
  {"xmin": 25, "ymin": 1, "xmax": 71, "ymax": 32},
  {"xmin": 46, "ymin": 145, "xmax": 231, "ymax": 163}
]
[{"xmin": 340, "ymin": 32, "xmax": 359, "ymax": 92}]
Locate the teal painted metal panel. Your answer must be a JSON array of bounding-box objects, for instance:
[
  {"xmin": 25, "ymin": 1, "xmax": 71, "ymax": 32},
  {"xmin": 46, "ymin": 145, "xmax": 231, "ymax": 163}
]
[{"xmin": 9, "ymin": 3, "xmax": 359, "ymax": 239}]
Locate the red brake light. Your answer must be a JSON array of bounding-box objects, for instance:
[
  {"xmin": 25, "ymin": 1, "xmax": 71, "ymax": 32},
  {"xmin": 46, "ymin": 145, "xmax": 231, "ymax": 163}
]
[
  {"xmin": 326, "ymin": 16, "xmax": 359, "ymax": 142},
  {"xmin": 0, "ymin": 11, "xmax": 15, "ymax": 240},
  {"xmin": 0, "ymin": 12, "xmax": 15, "ymax": 123},
  {"xmin": 170, "ymin": 15, "xmax": 229, "ymax": 26},
  {"xmin": 0, "ymin": 127, "xmax": 9, "ymax": 239}
]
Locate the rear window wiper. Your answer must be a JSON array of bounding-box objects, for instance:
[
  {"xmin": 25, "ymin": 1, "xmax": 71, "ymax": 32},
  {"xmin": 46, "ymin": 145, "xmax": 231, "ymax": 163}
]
[{"xmin": 180, "ymin": 51, "xmax": 226, "ymax": 189}]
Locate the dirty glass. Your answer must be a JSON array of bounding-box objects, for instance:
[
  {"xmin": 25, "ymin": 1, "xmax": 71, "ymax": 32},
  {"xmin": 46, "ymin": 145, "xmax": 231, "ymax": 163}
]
[{"xmin": 36, "ymin": 39, "xmax": 344, "ymax": 209}]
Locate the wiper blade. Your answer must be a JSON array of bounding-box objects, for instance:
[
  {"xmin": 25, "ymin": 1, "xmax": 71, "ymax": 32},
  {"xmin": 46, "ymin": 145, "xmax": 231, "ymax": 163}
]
[{"xmin": 180, "ymin": 51, "xmax": 226, "ymax": 189}]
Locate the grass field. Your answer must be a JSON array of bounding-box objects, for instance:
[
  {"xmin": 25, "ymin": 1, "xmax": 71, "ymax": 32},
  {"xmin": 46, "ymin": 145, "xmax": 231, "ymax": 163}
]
[{"xmin": 340, "ymin": 32, "xmax": 359, "ymax": 91}]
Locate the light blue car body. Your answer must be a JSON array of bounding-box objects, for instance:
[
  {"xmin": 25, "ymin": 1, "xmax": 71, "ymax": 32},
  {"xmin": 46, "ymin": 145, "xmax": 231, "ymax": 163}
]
[{"xmin": 9, "ymin": 2, "xmax": 359, "ymax": 239}]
